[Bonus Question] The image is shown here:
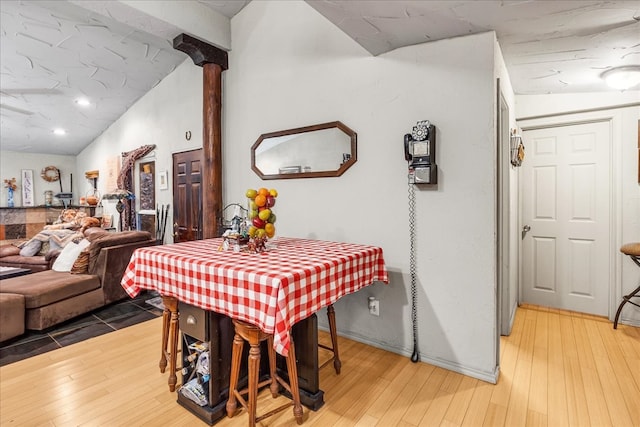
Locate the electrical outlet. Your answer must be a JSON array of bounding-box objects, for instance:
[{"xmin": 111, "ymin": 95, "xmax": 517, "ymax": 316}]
[{"xmin": 369, "ymin": 299, "xmax": 380, "ymax": 316}]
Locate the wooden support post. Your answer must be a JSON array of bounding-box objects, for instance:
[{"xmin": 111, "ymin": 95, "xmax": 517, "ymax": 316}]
[{"xmin": 174, "ymin": 34, "xmax": 228, "ymax": 239}]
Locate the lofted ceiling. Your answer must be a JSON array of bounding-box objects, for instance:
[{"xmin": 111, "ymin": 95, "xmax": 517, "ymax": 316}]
[{"xmin": 1, "ymin": 0, "xmax": 638, "ymax": 156}]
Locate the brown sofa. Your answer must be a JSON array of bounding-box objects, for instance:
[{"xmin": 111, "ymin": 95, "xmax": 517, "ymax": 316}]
[
  {"xmin": 0, "ymin": 228, "xmax": 156, "ymax": 341},
  {"xmin": 0, "ymin": 244, "xmax": 54, "ymax": 272}
]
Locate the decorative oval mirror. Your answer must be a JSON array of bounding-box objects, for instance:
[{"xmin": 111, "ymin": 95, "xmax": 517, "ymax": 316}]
[{"xmin": 251, "ymin": 121, "xmax": 357, "ymax": 180}]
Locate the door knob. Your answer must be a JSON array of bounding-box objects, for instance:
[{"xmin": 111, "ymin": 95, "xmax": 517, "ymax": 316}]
[{"xmin": 521, "ymin": 225, "xmax": 531, "ymax": 240}]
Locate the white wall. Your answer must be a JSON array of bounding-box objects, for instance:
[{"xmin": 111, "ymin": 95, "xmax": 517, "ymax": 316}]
[
  {"xmin": 224, "ymin": 0, "xmax": 499, "ymax": 382},
  {"xmin": 0, "ymin": 152, "xmax": 75, "ymax": 207},
  {"xmin": 516, "ymin": 93, "xmax": 640, "ymax": 326}
]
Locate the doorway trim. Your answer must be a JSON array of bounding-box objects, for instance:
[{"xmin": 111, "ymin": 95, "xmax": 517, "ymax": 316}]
[{"xmin": 497, "ymin": 81, "xmax": 514, "ymax": 337}]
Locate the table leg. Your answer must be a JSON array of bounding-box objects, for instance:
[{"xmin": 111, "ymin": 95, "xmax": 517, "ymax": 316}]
[
  {"xmin": 326, "ymin": 304, "xmax": 342, "ymax": 374},
  {"xmin": 278, "ymin": 314, "xmax": 324, "ymax": 410}
]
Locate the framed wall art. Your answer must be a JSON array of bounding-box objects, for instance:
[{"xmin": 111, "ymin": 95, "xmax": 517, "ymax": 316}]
[
  {"xmin": 158, "ymin": 170, "xmax": 169, "ymax": 190},
  {"xmin": 21, "ymin": 169, "xmax": 34, "ymax": 206}
]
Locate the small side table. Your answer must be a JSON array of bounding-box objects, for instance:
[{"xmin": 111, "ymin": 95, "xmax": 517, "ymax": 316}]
[{"xmin": 614, "ymin": 243, "xmax": 640, "ymax": 329}]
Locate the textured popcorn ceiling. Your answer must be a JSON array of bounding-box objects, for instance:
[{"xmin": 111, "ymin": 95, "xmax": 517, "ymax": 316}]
[
  {"xmin": 1, "ymin": 0, "xmax": 638, "ymax": 155},
  {"xmin": 0, "ymin": 1, "xmax": 188, "ymax": 155},
  {"xmin": 307, "ymin": 0, "xmax": 640, "ymax": 94}
]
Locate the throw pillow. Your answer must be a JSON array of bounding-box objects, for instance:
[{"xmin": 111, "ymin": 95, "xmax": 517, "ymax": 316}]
[
  {"xmin": 70, "ymin": 250, "xmax": 90, "ymax": 274},
  {"xmin": 19, "ymin": 238, "xmax": 43, "ymax": 257},
  {"xmin": 38, "ymin": 240, "xmax": 51, "ymax": 256},
  {"xmin": 52, "ymin": 239, "xmax": 91, "ymax": 272}
]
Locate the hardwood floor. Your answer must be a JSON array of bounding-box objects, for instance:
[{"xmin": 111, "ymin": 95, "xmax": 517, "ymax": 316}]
[{"xmin": 1, "ymin": 304, "xmax": 638, "ymax": 426}]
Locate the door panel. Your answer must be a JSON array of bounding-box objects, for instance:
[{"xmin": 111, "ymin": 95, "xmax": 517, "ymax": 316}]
[
  {"xmin": 532, "ymin": 236, "xmax": 556, "ymax": 292},
  {"xmin": 173, "ymin": 149, "xmax": 203, "ymax": 243},
  {"xmin": 522, "ymin": 121, "xmax": 610, "ymax": 315}
]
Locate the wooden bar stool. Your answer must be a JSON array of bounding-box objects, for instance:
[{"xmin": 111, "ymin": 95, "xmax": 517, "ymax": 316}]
[
  {"xmin": 226, "ymin": 320, "xmax": 303, "ymax": 427},
  {"xmin": 159, "ymin": 295, "xmax": 179, "ymax": 391},
  {"xmin": 614, "ymin": 243, "xmax": 640, "ymax": 329},
  {"xmin": 318, "ymin": 304, "xmax": 341, "ymax": 374}
]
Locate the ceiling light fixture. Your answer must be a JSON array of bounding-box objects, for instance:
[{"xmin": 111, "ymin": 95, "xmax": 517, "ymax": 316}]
[
  {"xmin": 75, "ymin": 98, "xmax": 91, "ymax": 106},
  {"xmin": 601, "ymin": 66, "xmax": 640, "ymax": 90},
  {"xmin": 53, "ymin": 128, "xmax": 66, "ymax": 135}
]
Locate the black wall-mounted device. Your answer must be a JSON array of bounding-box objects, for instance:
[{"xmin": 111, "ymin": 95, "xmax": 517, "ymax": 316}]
[{"xmin": 404, "ymin": 121, "xmax": 437, "ymax": 184}]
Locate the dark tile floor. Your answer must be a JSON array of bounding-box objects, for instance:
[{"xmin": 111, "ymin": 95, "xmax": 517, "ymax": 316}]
[{"xmin": 0, "ymin": 290, "xmax": 163, "ymax": 367}]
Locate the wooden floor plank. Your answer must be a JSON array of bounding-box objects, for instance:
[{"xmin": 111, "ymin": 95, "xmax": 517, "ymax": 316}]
[
  {"xmin": 417, "ymin": 370, "xmax": 464, "ymax": 426},
  {"xmin": 503, "ymin": 308, "xmax": 536, "ymax": 427},
  {"xmin": 546, "ymin": 310, "xmax": 569, "ymax": 427},
  {"xmin": 572, "ymin": 317, "xmax": 613, "ymax": 427},
  {"xmin": 528, "ymin": 308, "xmax": 548, "ymax": 416},
  {"xmin": 443, "ymin": 373, "xmax": 478, "ymax": 425},
  {"xmin": 461, "ymin": 378, "xmax": 493, "ymax": 426},
  {"xmin": 402, "ymin": 367, "xmax": 448, "ymax": 426}
]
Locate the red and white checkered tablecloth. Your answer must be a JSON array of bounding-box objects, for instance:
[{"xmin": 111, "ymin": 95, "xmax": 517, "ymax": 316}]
[{"xmin": 121, "ymin": 237, "xmax": 388, "ymax": 356}]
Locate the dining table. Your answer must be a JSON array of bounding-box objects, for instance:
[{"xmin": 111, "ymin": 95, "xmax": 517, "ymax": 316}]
[{"xmin": 121, "ymin": 236, "xmax": 388, "ymax": 422}]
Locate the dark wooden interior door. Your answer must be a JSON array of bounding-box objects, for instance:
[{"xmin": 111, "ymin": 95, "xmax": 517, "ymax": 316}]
[{"xmin": 173, "ymin": 149, "xmax": 203, "ymax": 242}]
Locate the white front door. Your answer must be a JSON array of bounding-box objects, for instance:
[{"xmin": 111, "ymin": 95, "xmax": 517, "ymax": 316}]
[{"xmin": 521, "ymin": 120, "xmax": 611, "ymax": 316}]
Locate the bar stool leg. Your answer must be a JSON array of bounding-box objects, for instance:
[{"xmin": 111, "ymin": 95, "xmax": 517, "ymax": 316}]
[
  {"xmin": 159, "ymin": 304, "xmax": 170, "ymax": 373},
  {"xmin": 160, "ymin": 295, "xmax": 179, "ymax": 392},
  {"xmin": 247, "ymin": 339, "xmax": 261, "ymax": 427},
  {"xmin": 614, "ymin": 284, "xmax": 640, "ymax": 329},
  {"xmin": 227, "ymin": 321, "xmax": 304, "ymax": 425},
  {"xmin": 285, "ymin": 337, "xmax": 304, "ymax": 424},
  {"xmin": 614, "ymin": 248, "xmax": 640, "ymax": 329},
  {"xmin": 226, "ymin": 333, "xmax": 245, "ymax": 418},
  {"xmin": 268, "ymin": 336, "xmax": 279, "ymax": 397}
]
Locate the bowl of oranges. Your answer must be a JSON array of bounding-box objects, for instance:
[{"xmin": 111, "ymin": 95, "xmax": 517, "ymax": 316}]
[{"xmin": 246, "ymin": 187, "xmax": 277, "ymax": 251}]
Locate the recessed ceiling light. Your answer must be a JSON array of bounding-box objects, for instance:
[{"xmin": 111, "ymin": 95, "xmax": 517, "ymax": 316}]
[
  {"xmin": 75, "ymin": 98, "xmax": 91, "ymax": 106},
  {"xmin": 601, "ymin": 66, "xmax": 640, "ymax": 90},
  {"xmin": 53, "ymin": 128, "xmax": 66, "ymax": 135}
]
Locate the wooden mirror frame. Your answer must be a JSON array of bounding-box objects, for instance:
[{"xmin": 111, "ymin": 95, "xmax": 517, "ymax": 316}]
[{"xmin": 251, "ymin": 121, "xmax": 357, "ymax": 180}]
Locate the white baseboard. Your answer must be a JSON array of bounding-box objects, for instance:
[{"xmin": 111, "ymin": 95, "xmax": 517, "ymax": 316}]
[
  {"xmin": 320, "ymin": 326, "xmax": 500, "ymax": 385},
  {"xmin": 617, "ymin": 317, "xmax": 640, "ymax": 328}
]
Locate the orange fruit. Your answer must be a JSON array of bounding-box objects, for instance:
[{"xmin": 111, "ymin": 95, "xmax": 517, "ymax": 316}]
[
  {"xmin": 254, "ymin": 194, "xmax": 266, "ymax": 207},
  {"xmin": 258, "ymin": 188, "xmax": 269, "ymax": 197}
]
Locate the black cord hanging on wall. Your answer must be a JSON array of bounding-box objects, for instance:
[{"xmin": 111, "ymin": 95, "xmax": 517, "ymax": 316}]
[{"xmin": 408, "ymin": 182, "xmax": 420, "ymax": 363}]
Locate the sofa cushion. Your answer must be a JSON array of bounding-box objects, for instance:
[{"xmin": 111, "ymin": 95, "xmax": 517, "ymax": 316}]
[
  {"xmin": 87, "ymin": 231, "xmax": 152, "ymax": 272},
  {"xmin": 0, "ymin": 244, "xmax": 21, "ymax": 257},
  {"xmin": 18, "ymin": 229, "xmax": 83, "ymax": 258},
  {"xmin": 71, "ymin": 250, "xmax": 90, "ymax": 274},
  {"xmin": 0, "ymin": 270, "xmax": 100, "ymax": 309},
  {"xmin": 83, "ymin": 227, "xmax": 109, "ymax": 239},
  {"xmin": 19, "ymin": 238, "xmax": 43, "ymax": 257},
  {"xmin": 52, "ymin": 239, "xmax": 90, "ymax": 272},
  {"xmin": 0, "ymin": 254, "xmax": 49, "ymax": 267}
]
